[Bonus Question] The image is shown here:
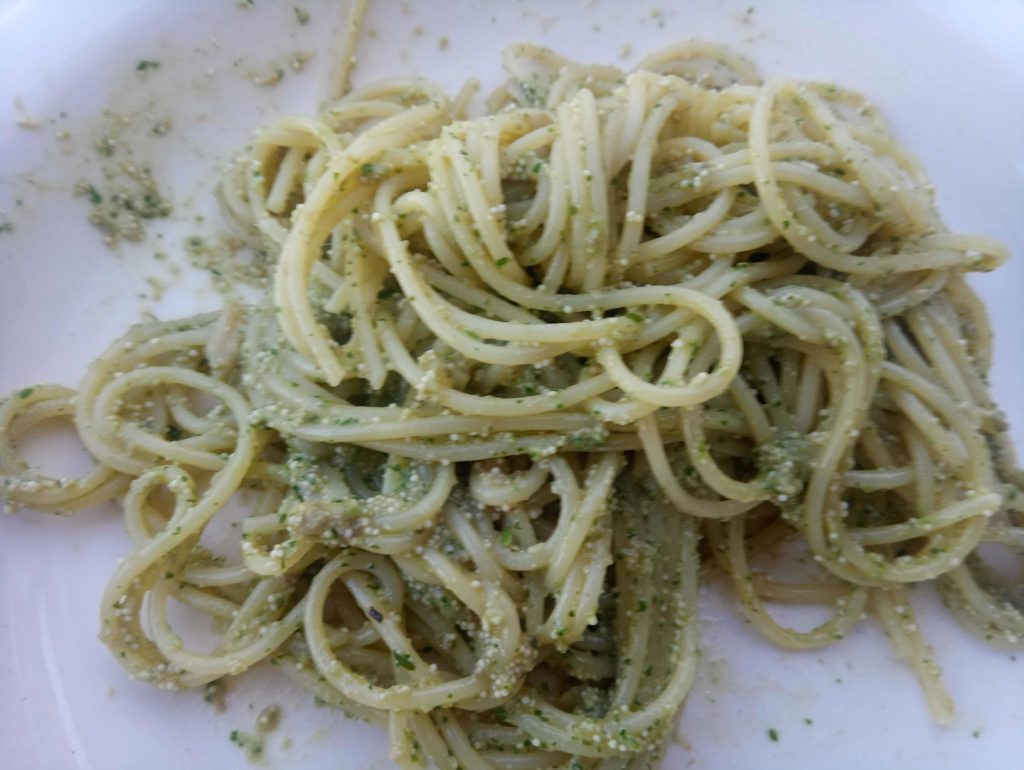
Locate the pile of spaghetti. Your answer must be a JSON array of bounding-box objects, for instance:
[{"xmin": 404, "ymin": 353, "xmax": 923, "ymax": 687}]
[{"xmin": 3, "ymin": 35, "xmax": 1023, "ymax": 770}]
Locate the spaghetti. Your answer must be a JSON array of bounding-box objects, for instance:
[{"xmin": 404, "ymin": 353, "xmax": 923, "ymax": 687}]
[{"xmin": 2, "ymin": 25, "xmax": 1022, "ymax": 770}]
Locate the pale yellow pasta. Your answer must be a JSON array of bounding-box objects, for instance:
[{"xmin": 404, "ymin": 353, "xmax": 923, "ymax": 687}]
[{"xmin": 2, "ymin": 10, "xmax": 1022, "ymax": 769}]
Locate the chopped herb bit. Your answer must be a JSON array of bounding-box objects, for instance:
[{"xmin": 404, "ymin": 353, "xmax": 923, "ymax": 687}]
[
  {"xmin": 228, "ymin": 727, "xmax": 262, "ymax": 759},
  {"xmin": 768, "ymin": 728, "xmax": 779, "ymax": 742},
  {"xmin": 203, "ymin": 679, "xmax": 226, "ymax": 711},
  {"xmin": 495, "ymin": 257, "xmax": 510, "ymax": 267},
  {"xmin": 393, "ymin": 651, "xmax": 416, "ymax": 671},
  {"xmin": 293, "ymin": 6, "xmax": 310, "ymax": 24},
  {"xmin": 136, "ymin": 60, "xmax": 161, "ymax": 72},
  {"xmin": 16, "ymin": 388, "xmax": 33, "ymax": 399}
]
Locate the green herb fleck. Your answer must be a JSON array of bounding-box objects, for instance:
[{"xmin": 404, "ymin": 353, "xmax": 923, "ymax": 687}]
[
  {"xmin": 393, "ymin": 651, "xmax": 416, "ymax": 671},
  {"xmin": 768, "ymin": 728, "xmax": 779, "ymax": 742},
  {"xmin": 136, "ymin": 60, "xmax": 161, "ymax": 72},
  {"xmin": 203, "ymin": 679, "xmax": 225, "ymax": 707}
]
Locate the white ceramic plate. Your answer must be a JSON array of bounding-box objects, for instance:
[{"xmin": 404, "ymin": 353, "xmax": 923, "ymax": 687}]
[{"xmin": 1, "ymin": 1, "xmax": 1022, "ymax": 768}]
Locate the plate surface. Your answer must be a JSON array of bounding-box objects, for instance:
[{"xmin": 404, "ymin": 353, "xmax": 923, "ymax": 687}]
[{"xmin": 1, "ymin": 1, "xmax": 1022, "ymax": 768}]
